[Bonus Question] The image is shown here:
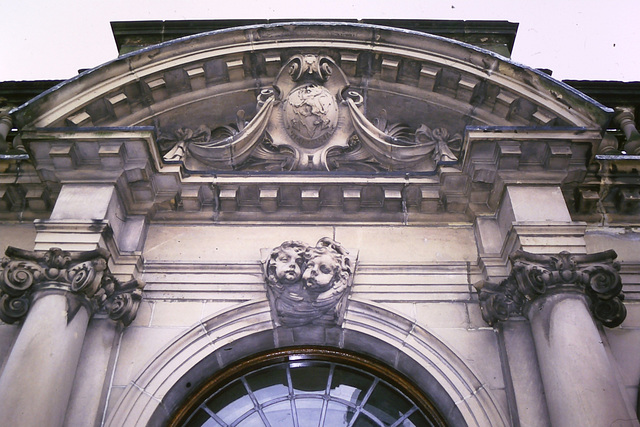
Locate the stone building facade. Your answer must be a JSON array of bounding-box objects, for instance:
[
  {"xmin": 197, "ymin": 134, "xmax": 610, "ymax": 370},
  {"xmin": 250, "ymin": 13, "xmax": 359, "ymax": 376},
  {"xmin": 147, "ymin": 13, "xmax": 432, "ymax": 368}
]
[{"xmin": 0, "ymin": 21, "xmax": 639, "ymax": 426}]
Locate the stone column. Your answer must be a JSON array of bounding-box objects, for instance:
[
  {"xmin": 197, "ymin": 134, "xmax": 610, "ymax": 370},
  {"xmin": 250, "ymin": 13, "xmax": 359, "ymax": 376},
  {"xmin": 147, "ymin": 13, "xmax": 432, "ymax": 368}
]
[
  {"xmin": 0, "ymin": 246, "xmax": 144, "ymax": 427},
  {"xmin": 476, "ymin": 250, "xmax": 637, "ymax": 427}
]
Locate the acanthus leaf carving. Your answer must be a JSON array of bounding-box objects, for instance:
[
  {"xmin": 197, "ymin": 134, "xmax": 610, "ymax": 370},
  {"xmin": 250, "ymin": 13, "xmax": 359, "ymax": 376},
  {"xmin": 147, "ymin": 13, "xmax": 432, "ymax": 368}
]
[
  {"xmin": 0, "ymin": 246, "xmax": 145, "ymax": 326},
  {"xmin": 263, "ymin": 238, "xmax": 356, "ymax": 327},
  {"xmin": 157, "ymin": 53, "xmax": 463, "ymax": 173},
  {"xmin": 476, "ymin": 250, "xmax": 626, "ymax": 328}
]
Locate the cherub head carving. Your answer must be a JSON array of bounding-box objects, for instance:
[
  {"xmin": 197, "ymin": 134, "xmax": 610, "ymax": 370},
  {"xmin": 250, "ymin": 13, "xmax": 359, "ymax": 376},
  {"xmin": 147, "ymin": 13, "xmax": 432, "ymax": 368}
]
[
  {"xmin": 303, "ymin": 238, "xmax": 351, "ymax": 296},
  {"xmin": 266, "ymin": 241, "xmax": 307, "ymax": 287},
  {"xmin": 264, "ymin": 238, "xmax": 355, "ymax": 327}
]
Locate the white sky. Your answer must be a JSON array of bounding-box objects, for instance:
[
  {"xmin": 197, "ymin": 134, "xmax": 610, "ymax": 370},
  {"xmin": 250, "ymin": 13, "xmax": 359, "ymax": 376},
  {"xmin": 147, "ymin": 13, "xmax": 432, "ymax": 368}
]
[{"xmin": 2, "ymin": 0, "xmax": 639, "ymax": 82}]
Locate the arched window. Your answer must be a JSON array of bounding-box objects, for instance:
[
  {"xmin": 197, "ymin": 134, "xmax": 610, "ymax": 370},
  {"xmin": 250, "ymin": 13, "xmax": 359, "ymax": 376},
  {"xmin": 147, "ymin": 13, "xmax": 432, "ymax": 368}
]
[{"xmin": 169, "ymin": 348, "xmax": 448, "ymax": 427}]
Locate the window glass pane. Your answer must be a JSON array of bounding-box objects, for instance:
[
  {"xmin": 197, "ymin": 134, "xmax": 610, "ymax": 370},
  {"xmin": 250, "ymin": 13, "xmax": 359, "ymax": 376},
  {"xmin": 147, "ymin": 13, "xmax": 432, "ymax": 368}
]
[
  {"xmin": 184, "ymin": 409, "xmax": 221, "ymax": 427},
  {"xmin": 352, "ymin": 413, "xmax": 380, "ymax": 427},
  {"xmin": 363, "ymin": 382, "xmax": 413, "ymax": 424},
  {"xmin": 181, "ymin": 357, "xmax": 443, "ymax": 427},
  {"xmin": 330, "ymin": 366, "xmax": 372, "ymax": 405},
  {"xmin": 324, "ymin": 400, "xmax": 353, "ymax": 426},
  {"xmin": 263, "ymin": 400, "xmax": 295, "ymax": 427},
  {"xmin": 246, "ymin": 364, "xmax": 289, "ymax": 404},
  {"xmin": 206, "ymin": 380, "xmax": 253, "ymax": 424},
  {"xmin": 290, "ymin": 365, "xmax": 330, "ymax": 395},
  {"xmin": 237, "ymin": 411, "xmax": 265, "ymax": 427},
  {"xmin": 406, "ymin": 409, "xmax": 431, "ymax": 427},
  {"xmin": 294, "ymin": 397, "xmax": 323, "ymax": 426}
]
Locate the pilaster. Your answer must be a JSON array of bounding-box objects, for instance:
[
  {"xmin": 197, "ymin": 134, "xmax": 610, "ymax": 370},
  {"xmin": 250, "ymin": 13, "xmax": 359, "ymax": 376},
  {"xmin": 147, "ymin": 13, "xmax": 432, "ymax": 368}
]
[
  {"xmin": 34, "ymin": 184, "xmax": 146, "ymax": 280},
  {"xmin": 476, "ymin": 185, "xmax": 586, "ymax": 281}
]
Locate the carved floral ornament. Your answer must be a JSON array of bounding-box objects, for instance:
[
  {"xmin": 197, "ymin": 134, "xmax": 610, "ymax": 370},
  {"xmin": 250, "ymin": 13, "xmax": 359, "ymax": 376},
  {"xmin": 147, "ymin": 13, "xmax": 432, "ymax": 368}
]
[
  {"xmin": 263, "ymin": 238, "xmax": 355, "ymax": 327},
  {"xmin": 158, "ymin": 54, "xmax": 461, "ymax": 172},
  {"xmin": 475, "ymin": 250, "xmax": 626, "ymax": 328},
  {"xmin": 0, "ymin": 246, "xmax": 144, "ymax": 326}
]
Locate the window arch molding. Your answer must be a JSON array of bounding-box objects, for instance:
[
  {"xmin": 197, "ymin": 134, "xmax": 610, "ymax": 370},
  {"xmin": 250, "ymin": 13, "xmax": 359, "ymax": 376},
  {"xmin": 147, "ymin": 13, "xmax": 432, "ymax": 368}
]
[{"xmin": 106, "ymin": 300, "xmax": 508, "ymax": 426}]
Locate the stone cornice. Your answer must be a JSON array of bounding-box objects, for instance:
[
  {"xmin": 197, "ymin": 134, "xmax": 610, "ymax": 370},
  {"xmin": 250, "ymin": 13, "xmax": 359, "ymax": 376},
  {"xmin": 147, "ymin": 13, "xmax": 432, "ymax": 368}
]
[
  {"xmin": 110, "ymin": 20, "xmax": 519, "ymax": 57},
  {"xmin": 14, "ymin": 126, "xmax": 606, "ymax": 224},
  {"xmin": 12, "ymin": 23, "xmax": 608, "ymax": 130},
  {"xmin": 476, "ymin": 249, "xmax": 626, "ymax": 328},
  {"xmin": 0, "ymin": 246, "xmax": 144, "ymax": 325}
]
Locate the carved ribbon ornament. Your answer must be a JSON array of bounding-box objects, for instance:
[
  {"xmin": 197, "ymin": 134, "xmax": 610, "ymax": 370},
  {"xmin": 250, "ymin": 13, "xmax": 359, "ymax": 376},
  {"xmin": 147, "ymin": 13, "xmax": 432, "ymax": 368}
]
[
  {"xmin": 158, "ymin": 54, "xmax": 461, "ymax": 172},
  {"xmin": 0, "ymin": 246, "xmax": 144, "ymax": 325},
  {"xmin": 476, "ymin": 250, "xmax": 626, "ymax": 327}
]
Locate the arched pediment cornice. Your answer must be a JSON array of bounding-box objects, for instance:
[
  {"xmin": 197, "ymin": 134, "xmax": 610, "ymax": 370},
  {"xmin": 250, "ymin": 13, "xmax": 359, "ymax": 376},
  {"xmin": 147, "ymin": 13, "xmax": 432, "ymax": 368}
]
[
  {"xmin": 13, "ymin": 22, "xmax": 610, "ymax": 131},
  {"xmin": 7, "ymin": 22, "xmax": 615, "ymax": 222}
]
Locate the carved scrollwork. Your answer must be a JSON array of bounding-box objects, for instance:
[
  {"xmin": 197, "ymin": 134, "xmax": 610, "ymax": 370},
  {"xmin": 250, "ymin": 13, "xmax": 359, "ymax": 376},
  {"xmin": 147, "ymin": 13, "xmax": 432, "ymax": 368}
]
[
  {"xmin": 476, "ymin": 278, "xmax": 525, "ymax": 324},
  {"xmin": 0, "ymin": 294, "xmax": 29, "ymax": 323},
  {"xmin": 512, "ymin": 263, "xmax": 548, "ymax": 298},
  {"xmin": 69, "ymin": 258, "xmax": 106, "ymax": 295},
  {"xmin": 288, "ymin": 54, "xmax": 333, "ymax": 82},
  {"xmin": 583, "ymin": 264, "xmax": 623, "ymax": 296},
  {"xmin": 156, "ymin": 53, "xmax": 463, "ymax": 173},
  {"xmin": 99, "ymin": 275, "xmax": 144, "ymax": 325},
  {"xmin": 158, "ymin": 125, "xmax": 215, "ymax": 162},
  {"xmin": 346, "ymin": 106, "xmax": 462, "ymax": 171},
  {"xmin": 415, "ymin": 125, "xmax": 462, "ymax": 165},
  {"xmin": 0, "ymin": 246, "xmax": 145, "ymax": 326},
  {"xmin": 1, "ymin": 259, "xmax": 38, "ymax": 295},
  {"xmin": 263, "ymin": 238, "xmax": 355, "ymax": 327},
  {"xmin": 476, "ymin": 250, "xmax": 626, "ymax": 327}
]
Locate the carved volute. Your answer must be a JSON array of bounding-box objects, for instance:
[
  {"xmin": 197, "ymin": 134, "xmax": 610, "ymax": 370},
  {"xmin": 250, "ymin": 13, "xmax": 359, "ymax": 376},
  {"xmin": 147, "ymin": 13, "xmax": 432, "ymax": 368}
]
[
  {"xmin": 476, "ymin": 250, "xmax": 626, "ymax": 328},
  {"xmin": 263, "ymin": 238, "xmax": 355, "ymax": 327},
  {"xmin": 0, "ymin": 246, "xmax": 145, "ymax": 325}
]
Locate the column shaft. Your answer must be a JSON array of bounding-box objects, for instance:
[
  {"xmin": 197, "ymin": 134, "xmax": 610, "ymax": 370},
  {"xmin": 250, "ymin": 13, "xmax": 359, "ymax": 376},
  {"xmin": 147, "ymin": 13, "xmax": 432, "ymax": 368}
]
[
  {"xmin": 0, "ymin": 293, "xmax": 90, "ymax": 427},
  {"xmin": 528, "ymin": 293, "xmax": 633, "ymax": 427},
  {"xmin": 0, "ymin": 245, "xmax": 142, "ymax": 426},
  {"xmin": 477, "ymin": 249, "xmax": 635, "ymax": 425}
]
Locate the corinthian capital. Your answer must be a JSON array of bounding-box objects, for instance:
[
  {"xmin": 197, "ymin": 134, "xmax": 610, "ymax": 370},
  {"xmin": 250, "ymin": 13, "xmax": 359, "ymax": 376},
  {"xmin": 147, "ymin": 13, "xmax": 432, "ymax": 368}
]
[
  {"xmin": 0, "ymin": 246, "xmax": 144, "ymax": 325},
  {"xmin": 476, "ymin": 250, "xmax": 626, "ymax": 327}
]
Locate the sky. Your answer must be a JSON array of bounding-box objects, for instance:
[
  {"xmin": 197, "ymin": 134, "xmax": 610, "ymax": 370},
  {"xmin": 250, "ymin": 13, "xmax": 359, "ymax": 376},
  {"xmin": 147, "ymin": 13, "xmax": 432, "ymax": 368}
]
[{"xmin": 2, "ymin": 0, "xmax": 639, "ymax": 83}]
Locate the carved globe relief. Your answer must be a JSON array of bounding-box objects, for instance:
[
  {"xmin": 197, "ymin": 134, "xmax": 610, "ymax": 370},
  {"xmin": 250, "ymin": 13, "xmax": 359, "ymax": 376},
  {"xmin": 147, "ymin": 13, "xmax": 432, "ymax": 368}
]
[{"xmin": 283, "ymin": 83, "xmax": 339, "ymax": 148}]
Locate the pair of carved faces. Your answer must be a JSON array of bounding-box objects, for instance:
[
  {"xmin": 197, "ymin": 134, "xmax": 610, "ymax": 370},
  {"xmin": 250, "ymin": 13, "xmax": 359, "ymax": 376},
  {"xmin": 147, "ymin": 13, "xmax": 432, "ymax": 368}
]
[
  {"xmin": 265, "ymin": 238, "xmax": 354, "ymax": 327},
  {"xmin": 267, "ymin": 238, "xmax": 349, "ymax": 292}
]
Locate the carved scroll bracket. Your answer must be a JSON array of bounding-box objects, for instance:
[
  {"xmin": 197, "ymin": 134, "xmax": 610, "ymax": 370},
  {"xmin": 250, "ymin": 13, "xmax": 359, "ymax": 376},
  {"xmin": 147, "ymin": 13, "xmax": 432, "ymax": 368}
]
[
  {"xmin": 0, "ymin": 246, "xmax": 145, "ymax": 325},
  {"xmin": 475, "ymin": 249, "xmax": 626, "ymax": 328},
  {"xmin": 262, "ymin": 238, "xmax": 356, "ymax": 327}
]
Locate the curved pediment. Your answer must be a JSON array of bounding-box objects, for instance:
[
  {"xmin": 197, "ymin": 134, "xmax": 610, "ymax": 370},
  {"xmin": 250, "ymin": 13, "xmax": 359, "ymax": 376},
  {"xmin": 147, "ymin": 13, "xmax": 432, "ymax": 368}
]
[
  {"xmin": 7, "ymin": 22, "xmax": 615, "ymax": 222},
  {"xmin": 13, "ymin": 24, "xmax": 610, "ymax": 171}
]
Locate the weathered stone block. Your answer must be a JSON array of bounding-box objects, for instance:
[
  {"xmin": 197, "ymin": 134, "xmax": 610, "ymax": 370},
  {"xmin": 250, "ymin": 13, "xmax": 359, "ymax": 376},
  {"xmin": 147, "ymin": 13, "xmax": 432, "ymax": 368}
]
[
  {"xmin": 151, "ymin": 301, "xmax": 203, "ymax": 327},
  {"xmin": 415, "ymin": 302, "xmax": 469, "ymax": 329},
  {"xmin": 113, "ymin": 327, "xmax": 188, "ymax": 387}
]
